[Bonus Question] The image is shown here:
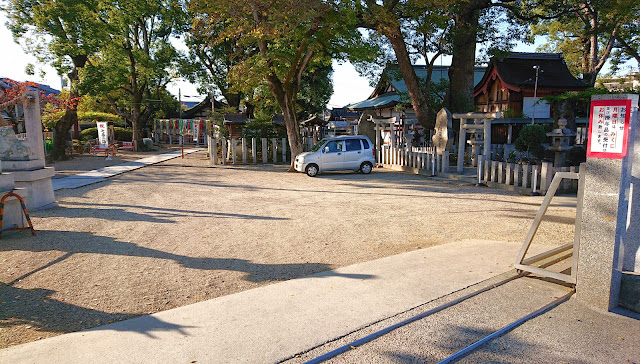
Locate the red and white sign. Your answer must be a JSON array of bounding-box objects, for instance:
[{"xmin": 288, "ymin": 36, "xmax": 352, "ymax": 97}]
[
  {"xmin": 586, "ymin": 99, "xmax": 632, "ymax": 159},
  {"xmin": 97, "ymin": 122, "xmax": 109, "ymax": 149}
]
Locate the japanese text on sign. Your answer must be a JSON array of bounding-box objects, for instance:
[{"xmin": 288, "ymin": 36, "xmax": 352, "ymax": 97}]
[
  {"xmin": 97, "ymin": 122, "xmax": 109, "ymax": 148},
  {"xmin": 587, "ymin": 99, "xmax": 631, "ymax": 159}
]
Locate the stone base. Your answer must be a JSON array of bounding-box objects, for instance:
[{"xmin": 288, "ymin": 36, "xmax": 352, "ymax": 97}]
[
  {"xmin": 12, "ymin": 167, "xmax": 57, "ymax": 211},
  {"xmin": 2, "ymin": 159, "xmax": 45, "ymax": 172},
  {"xmin": 0, "ymin": 173, "xmax": 15, "ymax": 192},
  {"xmin": 619, "ymin": 272, "xmax": 640, "ymax": 314},
  {"xmin": 0, "ymin": 188, "xmax": 28, "ymax": 230}
]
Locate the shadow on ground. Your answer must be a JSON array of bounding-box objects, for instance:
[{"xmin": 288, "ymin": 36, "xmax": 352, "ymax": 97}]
[{"xmin": 1, "ymin": 230, "xmax": 373, "ymax": 284}]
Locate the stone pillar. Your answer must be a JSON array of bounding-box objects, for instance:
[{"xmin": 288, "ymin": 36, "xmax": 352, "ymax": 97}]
[
  {"xmin": 577, "ymin": 94, "xmax": 639, "ymax": 312},
  {"xmin": 457, "ymin": 120, "xmax": 466, "ymax": 173},
  {"xmin": 262, "ymin": 138, "xmax": 268, "ymax": 164},
  {"xmin": 540, "ymin": 161, "xmax": 554, "ymax": 194},
  {"xmin": 242, "ymin": 138, "xmax": 247, "ymax": 164},
  {"xmin": 483, "ymin": 118, "xmax": 491, "ymax": 161},
  {"xmin": 221, "ymin": 137, "xmax": 227, "ymax": 165},
  {"xmin": 23, "ymin": 92, "xmax": 45, "ymax": 168},
  {"xmin": 252, "ymin": 138, "xmax": 257, "ymax": 163}
]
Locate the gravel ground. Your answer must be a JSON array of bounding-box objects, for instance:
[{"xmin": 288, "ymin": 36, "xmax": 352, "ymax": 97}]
[{"xmin": 0, "ymin": 150, "xmax": 577, "ymax": 348}]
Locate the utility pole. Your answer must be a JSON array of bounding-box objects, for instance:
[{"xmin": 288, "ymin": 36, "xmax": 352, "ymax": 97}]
[{"xmin": 532, "ymin": 65, "xmax": 541, "ymax": 124}]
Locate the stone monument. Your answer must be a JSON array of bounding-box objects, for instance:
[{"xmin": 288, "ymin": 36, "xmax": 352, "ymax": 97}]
[
  {"xmin": 431, "ymin": 107, "xmax": 453, "ymax": 153},
  {"xmin": 0, "ymin": 91, "xmax": 56, "ymax": 211},
  {"xmin": 357, "ymin": 110, "xmax": 376, "ymax": 146}
]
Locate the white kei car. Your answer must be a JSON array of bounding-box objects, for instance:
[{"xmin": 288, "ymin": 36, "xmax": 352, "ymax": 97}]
[{"xmin": 294, "ymin": 135, "xmax": 376, "ymax": 177}]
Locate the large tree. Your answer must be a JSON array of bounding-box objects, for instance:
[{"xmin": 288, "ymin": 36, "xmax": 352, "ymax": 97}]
[
  {"xmin": 5, "ymin": 0, "xmax": 103, "ymax": 160},
  {"xmin": 530, "ymin": 0, "xmax": 640, "ymax": 85},
  {"xmin": 79, "ymin": 0, "xmax": 187, "ymax": 149},
  {"xmin": 180, "ymin": 13, "xmax": 244, "ymax": 110},
  {"xmin": 356, "ymin": 0, "xmax": 434, "ymax": 128},
  {"xmin": 192, "ymin": 0, "xmax": 371, "ymax": 170}
]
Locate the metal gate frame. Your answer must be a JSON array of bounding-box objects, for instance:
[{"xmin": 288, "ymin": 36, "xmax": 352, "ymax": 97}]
[{"xmin": 514, "ymin": 167, "xmax": 585, "ymax": 284}]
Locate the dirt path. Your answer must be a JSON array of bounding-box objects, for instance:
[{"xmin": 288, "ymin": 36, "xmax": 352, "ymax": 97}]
[{"xmin": 0, "ymin": 151, "xmax": 577, "ymax": 348}]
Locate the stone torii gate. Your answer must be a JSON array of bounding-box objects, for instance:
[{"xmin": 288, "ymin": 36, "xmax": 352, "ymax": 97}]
[{"xmin": 454, "ymin": 112, "xmax": 501, "ymax": 173}]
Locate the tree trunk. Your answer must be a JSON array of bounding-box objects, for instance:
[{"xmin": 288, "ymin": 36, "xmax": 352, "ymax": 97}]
[
  {"xmin": 385, "ymin": 25, "xmax": 431, "ymax": 129},
  {"xmin": 51, "ymin": 63, "xmax": 83, "ymax": 161},
  {"xmin": 132, "ymin": 94, "xmax": 143, "ymax": 150},
  {"xmin": 266, "ymin": 78, "xmax": 302, "ymax": 171},
  {"xmin": 282, "ymin": 95, "xmax": 303, "ymax": 171},
  {"xmin": 51, "ymin": 106, "xmax": 77, "ymax": 161},
  {"xmin": 446, "ymin": 2, "xmax": 481, "ymax": 114}
]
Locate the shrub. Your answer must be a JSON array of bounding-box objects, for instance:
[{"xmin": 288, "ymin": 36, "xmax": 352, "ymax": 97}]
[
  {"xmin": 113, "ymin": 127, "xmax": 132, "ymax": 141},
  {"xmin": 566, "ymin": 146, "xmax": 587, "ymax": 165},
  {"xmin": 80, "ymin": 127, "xmax": 98, "ymax": 141},
  {"xmin": 79, "ymin": 127, "xmax": 132, "ymax": 142},
  {"xmin": 514, "ymin": 124, "xmax": 546, "ymax": 158}
]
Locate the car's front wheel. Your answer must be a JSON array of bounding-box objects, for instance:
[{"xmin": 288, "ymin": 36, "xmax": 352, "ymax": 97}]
[
  {"xmin": 360, "ymin": 162, "xmax": 373, "ymax": 174},
  {"xmin": 306, "ymin": 164, "xmax": 319, "ymax": 177}
]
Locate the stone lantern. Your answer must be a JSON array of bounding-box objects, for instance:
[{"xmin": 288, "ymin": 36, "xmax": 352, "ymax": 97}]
[{"xmin": 546, "ymin": 117, "xmax": 576, "ymax": 167}]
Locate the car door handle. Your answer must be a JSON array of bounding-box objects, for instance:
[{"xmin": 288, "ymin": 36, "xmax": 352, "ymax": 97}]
[
  {"xmin": 357, "ymin": 151, "xmax": 361, "ymax": 154},
  {"xmin": 337, "ymin": 153, "xmax": 341, "ymax": 155}
]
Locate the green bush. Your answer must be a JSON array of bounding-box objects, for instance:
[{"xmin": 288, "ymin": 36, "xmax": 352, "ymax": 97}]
[
  {"xmin": 113, "ymin": 127, "xmax": 132, "ymax": 141},
  {"xmin": 79, "ymin": 127, "xmax": 132, "ymax": 142},
  {"xmin": 242, "ymin": 119, "xmax": 286, "ymax": 138},
  {"xmin": 514, "ymin": 124, "xmax": 546, "ymax": 158},
  {"xmin": 566, "ymin": 146, "xmax": 587, "ymax": 165},
  {"xmin": 42, "ymin": 111, "xmax": 124, "ymax": 130},
  {"xmin": 80, "ymin": 127, "xmax": 98, "ymax": 141}
]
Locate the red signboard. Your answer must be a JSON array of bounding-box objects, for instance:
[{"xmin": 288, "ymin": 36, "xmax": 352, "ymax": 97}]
[{"xmin": 586, "ymin": 99, "xmax": 632, "ymax": 159}]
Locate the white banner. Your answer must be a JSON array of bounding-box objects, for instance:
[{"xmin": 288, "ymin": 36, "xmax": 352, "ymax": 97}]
[
  {"xmin": 193, "ymin": 121, "xmax": 199, "ymax": 142},
  {"xmin": 97, "ymin": 122, "xmax": 109, "ymax": 148}
]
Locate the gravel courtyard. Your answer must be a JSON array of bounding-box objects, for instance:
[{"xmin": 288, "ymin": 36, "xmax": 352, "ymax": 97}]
[{"xmin": 0, "ymin": 150, "xmax": 577, "ymax": 348}]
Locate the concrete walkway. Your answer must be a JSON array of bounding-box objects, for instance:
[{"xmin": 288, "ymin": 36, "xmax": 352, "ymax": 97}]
[
  {"xmin": 52, "ymin": 149, "xmax": 203, "ymax": 191},
  {"xmin": 0, "ymin": 240, "xmax": 544, "ymax": 364}
]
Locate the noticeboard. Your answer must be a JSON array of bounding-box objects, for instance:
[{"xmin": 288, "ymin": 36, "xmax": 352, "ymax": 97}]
[{"xmin": 586, "ymin": 99, "xmax": 632, "ymax": 159}]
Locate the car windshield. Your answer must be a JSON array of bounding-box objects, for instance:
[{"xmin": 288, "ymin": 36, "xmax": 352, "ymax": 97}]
[{"xmin": 310, "ymin": 138, "xmax": 329, "ymax": 152}]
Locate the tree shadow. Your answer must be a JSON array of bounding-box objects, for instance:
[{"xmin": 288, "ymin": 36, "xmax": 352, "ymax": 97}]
[
  {"xmin": 0, "ymin": 284, "xmax": 196, "ymax": 338},
  {"xmin": 0, "ymin": 284, "xmax": 139, "ymax": 334},
  {"xmin": 35, "ymin": 201, "xmax": 289, "ymax": 223},
  {"xmin": 1, "ymin": 230, "xmax": 374, "ymax": 283}
]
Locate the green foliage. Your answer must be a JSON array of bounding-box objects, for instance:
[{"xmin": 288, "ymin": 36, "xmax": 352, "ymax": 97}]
[
  {"xmin": 566, "ymin": 146, "xmax": 586, "ymax": 166},
  {"xmin": 80, "ymin": 127, "xmax": 98, "ymax": 141},
  {"xmin": 242, "ymin": 119, "xmax": 285, "ymax": 139},
  {"xmin": 114, "ymin": 127, "xmax": 133, "ymax": 141},
  {"xmin": 42, "ymin": 111, "xmax": 125, "ymax": 130},
  {"xmin": 529, "ymin": 0, "xmax": 640, "ymax": 84},
  {"xmin": 514, "ymin": 124, "xmax": 546, "ymax": 158},
  {"xmin": 79, "ymin": 126, "xmax": 133, "ymax": 141}
]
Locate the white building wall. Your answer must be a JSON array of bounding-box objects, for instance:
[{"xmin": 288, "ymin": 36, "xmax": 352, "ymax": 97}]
[{"xmin": 522, "ymin": 97, "xmax": 551, "ymax": 118}]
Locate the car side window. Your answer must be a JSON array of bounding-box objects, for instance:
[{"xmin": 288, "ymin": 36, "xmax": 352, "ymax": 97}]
[
  {"xmin": 361, "ymin": 138, "xmax": 370, "ymax": 149},
  {"xmin": 345, "ymin": 139, "xmax": 362, "ymax": 151},
  {"xmin": 325, "ymin": 141, "xmax": 342, "ymax": 152}
]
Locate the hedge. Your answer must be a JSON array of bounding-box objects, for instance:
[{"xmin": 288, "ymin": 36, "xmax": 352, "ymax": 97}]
[{"xmin": 79, "ymin": 127, "xmax": 133, "ymax": 142}]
